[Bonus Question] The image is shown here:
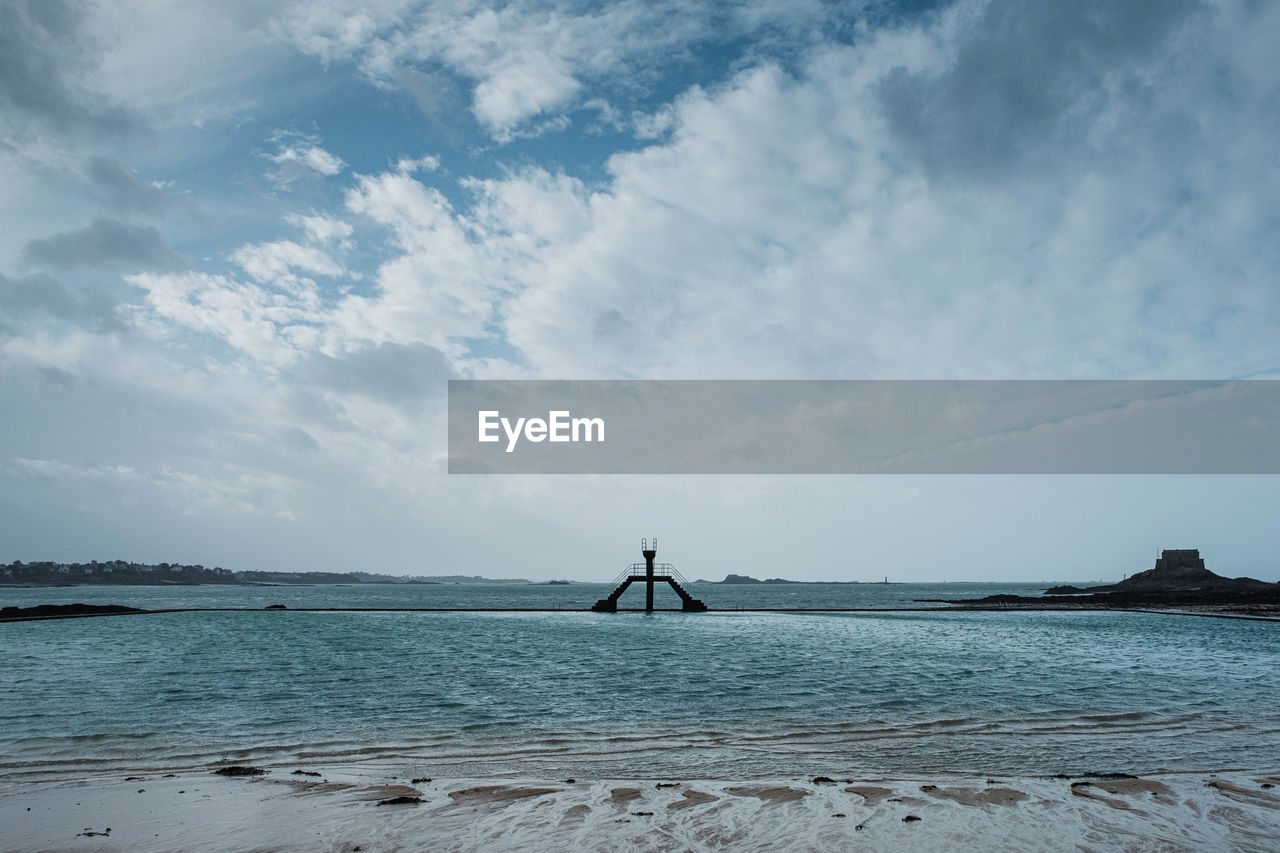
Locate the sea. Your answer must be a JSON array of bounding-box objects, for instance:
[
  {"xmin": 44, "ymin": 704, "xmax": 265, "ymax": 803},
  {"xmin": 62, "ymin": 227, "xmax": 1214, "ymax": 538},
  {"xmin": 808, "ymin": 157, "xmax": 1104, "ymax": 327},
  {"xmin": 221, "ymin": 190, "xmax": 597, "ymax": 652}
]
[{"xmin": 3, "ymin": 582, "xmax": 1279, "ymax": 782}]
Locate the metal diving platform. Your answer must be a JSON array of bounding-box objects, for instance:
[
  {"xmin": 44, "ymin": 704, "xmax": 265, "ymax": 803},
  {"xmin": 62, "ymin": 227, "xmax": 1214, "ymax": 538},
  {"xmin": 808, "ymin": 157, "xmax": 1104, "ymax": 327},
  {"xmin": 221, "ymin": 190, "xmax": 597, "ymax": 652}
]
[{"xmin": 592, "ymin": 538, "xmax": 708, "ymax": 612}]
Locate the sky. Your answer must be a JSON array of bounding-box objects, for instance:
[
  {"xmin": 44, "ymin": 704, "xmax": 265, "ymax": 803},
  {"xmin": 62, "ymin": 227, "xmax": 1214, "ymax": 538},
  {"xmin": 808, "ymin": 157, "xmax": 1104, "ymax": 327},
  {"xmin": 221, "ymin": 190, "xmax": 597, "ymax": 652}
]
[{"xmin": 2, "ymin": 0, "xmax": 1279, "ymax": 583}]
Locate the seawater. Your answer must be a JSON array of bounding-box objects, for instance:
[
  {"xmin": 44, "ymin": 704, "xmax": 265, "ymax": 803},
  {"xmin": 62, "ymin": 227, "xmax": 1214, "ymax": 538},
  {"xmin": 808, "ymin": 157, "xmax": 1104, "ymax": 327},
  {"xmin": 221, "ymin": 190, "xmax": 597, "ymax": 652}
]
[{"xmin": 2, "ymin": 583, "xmax": 1279, "ymax": 780}]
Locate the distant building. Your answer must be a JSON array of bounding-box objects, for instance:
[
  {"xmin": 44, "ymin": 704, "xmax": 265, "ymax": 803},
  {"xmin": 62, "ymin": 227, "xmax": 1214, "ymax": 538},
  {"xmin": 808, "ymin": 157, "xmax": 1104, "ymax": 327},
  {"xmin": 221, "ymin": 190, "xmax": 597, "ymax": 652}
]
[{"xmin": 1153, "ymin": 549, "xmax": 1206, "ymax": 572}]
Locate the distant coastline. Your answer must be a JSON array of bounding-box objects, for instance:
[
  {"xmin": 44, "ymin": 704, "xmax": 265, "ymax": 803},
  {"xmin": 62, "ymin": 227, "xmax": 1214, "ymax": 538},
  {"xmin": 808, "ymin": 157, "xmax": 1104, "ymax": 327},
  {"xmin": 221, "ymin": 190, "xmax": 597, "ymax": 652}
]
[
  {"xmin": 0, "ymin": 561, "xmax": 531, "ymax": 587},
  {"xmin": 712, "ymin": 573, "xmax": 893, "ymax": 585}
]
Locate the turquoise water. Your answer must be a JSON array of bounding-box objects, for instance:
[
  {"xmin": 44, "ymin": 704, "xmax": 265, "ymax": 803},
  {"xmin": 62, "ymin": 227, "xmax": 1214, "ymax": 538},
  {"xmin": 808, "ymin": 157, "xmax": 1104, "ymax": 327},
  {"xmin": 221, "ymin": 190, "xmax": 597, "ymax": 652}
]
[
  {"xmin": 2, "ymin": 584, "xmax": 1279, "ymax": 780},
  {"xmin": 0, "ymin": 580, "xmax": 1051, "ymax": 611}
]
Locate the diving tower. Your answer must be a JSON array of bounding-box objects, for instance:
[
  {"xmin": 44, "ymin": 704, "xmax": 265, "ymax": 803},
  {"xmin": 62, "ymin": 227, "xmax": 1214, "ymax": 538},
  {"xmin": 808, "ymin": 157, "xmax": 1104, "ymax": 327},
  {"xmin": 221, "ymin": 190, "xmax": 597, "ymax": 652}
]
[{"xmin": 591, "ymin": 538, "xmax": 708, "ymax": 612}]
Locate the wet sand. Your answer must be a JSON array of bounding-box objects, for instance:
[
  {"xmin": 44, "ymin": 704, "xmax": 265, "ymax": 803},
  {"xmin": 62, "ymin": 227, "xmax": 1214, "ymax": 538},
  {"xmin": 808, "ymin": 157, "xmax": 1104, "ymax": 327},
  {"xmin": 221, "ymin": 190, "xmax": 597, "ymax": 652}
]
[{"xmin": 3, "ymin": 767, "xmax": 1279, "ymax": 851}]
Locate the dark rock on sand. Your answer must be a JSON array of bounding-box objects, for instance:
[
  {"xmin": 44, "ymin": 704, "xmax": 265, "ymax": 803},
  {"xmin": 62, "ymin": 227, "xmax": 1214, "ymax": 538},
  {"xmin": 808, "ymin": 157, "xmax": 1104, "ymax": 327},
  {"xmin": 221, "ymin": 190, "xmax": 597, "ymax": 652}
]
[
  {"xmin": 903, "ymin": 815, "xmax": 921, "ymax": 822},
  {"xmin": 377, "ymin": 796, "xmax": 423, "ymax": 805},
  {"xmin": 293, "ymin": 770, "xmax": 321, "ymax": 777},
  {"xmin": 265, "ymin": 604, "xmax": 288, "ymax": 609},
  {"xmin": 213, "ymin": 766, "xmax": 267, "ymax": 776}
]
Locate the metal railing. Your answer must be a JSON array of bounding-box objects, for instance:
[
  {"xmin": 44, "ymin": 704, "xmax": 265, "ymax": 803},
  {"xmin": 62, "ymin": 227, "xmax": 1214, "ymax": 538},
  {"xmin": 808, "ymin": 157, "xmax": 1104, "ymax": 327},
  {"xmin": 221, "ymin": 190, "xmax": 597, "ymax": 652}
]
[{"xmin": 603, "ymin": 562, "xmax": 697, "ymax": 591}]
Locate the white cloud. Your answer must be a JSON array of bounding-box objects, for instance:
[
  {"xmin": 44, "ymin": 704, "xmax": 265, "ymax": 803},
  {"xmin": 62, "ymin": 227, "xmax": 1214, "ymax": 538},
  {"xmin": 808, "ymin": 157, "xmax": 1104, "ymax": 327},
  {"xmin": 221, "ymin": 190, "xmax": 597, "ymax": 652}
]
[
  {"xmin": 269, "ymin": 142, "xmax": 345, "ymax": 176},
  {"xmin": 231, "ymin": 240, "xmax": 344, "ymax": 289},
  {"xmin": 90, "ymin": 0, "xmax": 1279, "ymax": 390},
  {"xmin": 148, "ymin": 0, "xmax": 1280, "ymax": 386},
  {"xmin": 382, "ymin": 1, "xmax": 1277, "ymax": 381},
  {"xmin": 394, "ymin": 154, "xmax": 439, "ymax": 174},
  {"xmin": 263, "ymin": 130, "xmax": 346, "ymax": 187},
  {"xmin": 87, "ymin": 0, "xmax": 283, "ymax": 133},
  {"xmin": 631, "ymin": 106, "xmax": 674, "ymax": 139},
  {"xmin": 11, "ymin": 455, "xmax": 301, "ymax": 518},
  {"xmin": 129, "ymin": 270, "xmax": 324, "ymax": 365},
  {"xmin": 286, "ymin": 213, "xmax": 355, "ymax": 245},
  {"xmin": 12, "ymin": 457, "xmax": 139, "ymax": 481},
  {"xmin": 271, "ymin": 0, "xmax": 741, "ymax": 140},
  {"xmin": 269, "ymin": 0, "xmax": 418, "ymax": 67},
  {"xmin": 333, "ymin": 169, "xmax": 506, "ymax": 355}
]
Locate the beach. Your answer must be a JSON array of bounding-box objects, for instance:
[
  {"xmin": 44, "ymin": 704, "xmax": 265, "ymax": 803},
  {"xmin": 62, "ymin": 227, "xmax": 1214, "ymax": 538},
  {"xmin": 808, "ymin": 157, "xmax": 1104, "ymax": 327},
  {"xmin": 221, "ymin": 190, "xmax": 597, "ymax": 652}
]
[
  {"xmin": 5, "ymin": 596, "xmax": 1280, "ymax": 850},
  {"xmin": 5, "ymin": 766, "xmax": 1280, "ymax": 852}
]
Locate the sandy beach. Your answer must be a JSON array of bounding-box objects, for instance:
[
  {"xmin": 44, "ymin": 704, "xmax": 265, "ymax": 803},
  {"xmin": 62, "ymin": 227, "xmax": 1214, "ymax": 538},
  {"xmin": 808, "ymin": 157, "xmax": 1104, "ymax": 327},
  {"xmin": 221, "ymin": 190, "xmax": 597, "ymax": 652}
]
[
  {"xmin": 4, "ymin": 765, "xmax": 1280, "ymax": 852},
  {"xmin": 6, "ymin": 604, "xmax": 1280, "ymax": 850}
]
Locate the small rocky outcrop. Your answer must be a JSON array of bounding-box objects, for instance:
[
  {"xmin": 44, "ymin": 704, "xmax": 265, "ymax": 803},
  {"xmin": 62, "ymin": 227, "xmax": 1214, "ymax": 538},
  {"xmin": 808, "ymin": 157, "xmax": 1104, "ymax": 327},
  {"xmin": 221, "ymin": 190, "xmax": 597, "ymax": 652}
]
[{"xmin": 0, "ymin": 603, "xmax": 144, "ymax": 621}]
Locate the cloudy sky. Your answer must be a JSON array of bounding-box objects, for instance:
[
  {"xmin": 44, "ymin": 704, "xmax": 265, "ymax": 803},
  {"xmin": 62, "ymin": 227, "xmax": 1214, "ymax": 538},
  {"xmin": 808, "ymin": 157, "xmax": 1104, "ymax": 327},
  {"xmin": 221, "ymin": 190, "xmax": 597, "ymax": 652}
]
[{"xmin": 3, "ymin": 0, "xmax": 1279, "ymax": 582}]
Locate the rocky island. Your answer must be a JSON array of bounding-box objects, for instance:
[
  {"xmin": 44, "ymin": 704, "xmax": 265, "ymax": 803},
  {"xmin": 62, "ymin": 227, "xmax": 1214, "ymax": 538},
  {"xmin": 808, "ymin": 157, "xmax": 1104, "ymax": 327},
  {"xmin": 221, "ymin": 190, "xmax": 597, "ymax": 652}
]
[
  {"xmin": 923, "ymin": 549, "xmax": 1280, "ymax": 618},
  {"xmin": 716, "ymin": 574, "xmax": 882, "ymax": 585},
  {"xmin": 1043, "ymin": 549, "xmax": 1274, "ymax": 596},
  {"xmin": 0, "ymin": 603, "xmax": 146, "ymax": 622}
]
